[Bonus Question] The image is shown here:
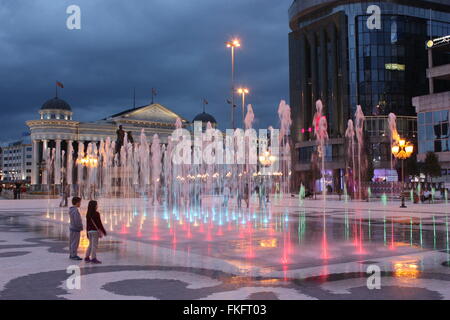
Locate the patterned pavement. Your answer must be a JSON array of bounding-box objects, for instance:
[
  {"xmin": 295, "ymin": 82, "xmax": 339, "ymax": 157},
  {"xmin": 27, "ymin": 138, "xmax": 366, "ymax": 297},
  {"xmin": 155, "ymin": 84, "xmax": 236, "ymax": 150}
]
[{"xmin": 1, "ymin": 197, "xmax": 450, "ymax": 300}]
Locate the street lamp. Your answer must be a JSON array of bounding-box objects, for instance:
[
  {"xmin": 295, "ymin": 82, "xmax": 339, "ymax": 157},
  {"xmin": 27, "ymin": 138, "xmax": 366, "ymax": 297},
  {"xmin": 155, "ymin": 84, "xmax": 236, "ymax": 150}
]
[
  {"xmin": 226, "ymin": 39, "xmax": 241, "ymax": 129},
  {"xmin": 259, "ymin": 151, "xmax": 277, "ymax": 167},
  {"xmin": 237, "ymin": 87, "xmax": 249, "ymax": 128},
  {"xmin": 391, "ymin": 138, "xmax": 414, "ymax": 208},
  {"xmin": 76, "ymin": 155, "xmax": 98, "ymax": 168}
]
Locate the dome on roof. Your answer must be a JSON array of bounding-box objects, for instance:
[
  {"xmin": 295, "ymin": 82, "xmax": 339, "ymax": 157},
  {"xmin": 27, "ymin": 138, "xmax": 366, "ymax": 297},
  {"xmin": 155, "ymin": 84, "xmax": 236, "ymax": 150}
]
[
  {"xmin": 41, "ymin": 97, "xmax": 72, "ymax": 111},
  {"xmin": 192, "ymin": 112, "xmax": 217, "ymax": 124}
]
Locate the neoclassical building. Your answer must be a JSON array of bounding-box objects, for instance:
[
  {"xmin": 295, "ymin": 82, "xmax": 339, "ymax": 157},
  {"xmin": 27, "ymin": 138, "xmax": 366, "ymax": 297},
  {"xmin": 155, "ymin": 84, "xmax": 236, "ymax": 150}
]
[{"xmin": 26, "ymin": 96, "xmax": 189, "ymax": 188}]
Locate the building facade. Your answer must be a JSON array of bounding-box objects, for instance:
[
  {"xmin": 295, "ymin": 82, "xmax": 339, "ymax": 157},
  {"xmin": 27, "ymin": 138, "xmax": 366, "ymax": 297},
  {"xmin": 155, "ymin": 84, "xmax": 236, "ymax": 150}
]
[
  {"xmin": 1, "ymin": 137, "xmax": 33, "ymax": 183},
  {"xmin": 413, "ymin": 36, "xmax": 450, "ymax": 182},
  {"xmin": 26, "ymin": 96, "xmax": 189, "ymax": 189},
  {"xmin": 288, "ymin": 0, "xmax": 450, "ymax": 189}
]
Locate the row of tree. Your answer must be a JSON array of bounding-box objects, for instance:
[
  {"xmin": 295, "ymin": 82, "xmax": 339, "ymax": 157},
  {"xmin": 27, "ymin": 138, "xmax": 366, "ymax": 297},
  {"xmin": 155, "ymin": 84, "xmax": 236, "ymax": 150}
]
[{"xmin": 405, "ymin": 151, "xmax": 442, "ymax": 182}]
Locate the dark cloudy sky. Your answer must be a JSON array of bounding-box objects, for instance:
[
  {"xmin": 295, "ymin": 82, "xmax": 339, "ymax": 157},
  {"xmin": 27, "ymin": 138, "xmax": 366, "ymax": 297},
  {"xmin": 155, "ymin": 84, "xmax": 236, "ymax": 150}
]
[{"xmin": 0, "ymin": 0, "xmax": 291, "ymax": 143}]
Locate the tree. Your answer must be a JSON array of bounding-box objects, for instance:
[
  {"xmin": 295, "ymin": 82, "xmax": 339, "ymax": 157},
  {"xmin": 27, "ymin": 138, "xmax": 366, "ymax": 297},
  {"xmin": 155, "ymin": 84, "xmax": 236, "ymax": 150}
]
[{"xmin": 422, "ymin": 152, "xmax": 441, "ymax": 182}]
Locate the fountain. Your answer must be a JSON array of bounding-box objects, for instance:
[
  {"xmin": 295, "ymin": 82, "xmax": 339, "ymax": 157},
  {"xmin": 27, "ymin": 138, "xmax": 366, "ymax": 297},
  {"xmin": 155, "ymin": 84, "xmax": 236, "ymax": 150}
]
[
  {"xmin": 388, "ymin": 113, "xmax": 399, "ymax": 199},
  {"xmin": 36, "ymin": 99, "xmax": 294, "ymax": 243},
  {"xmin": 355, "ymin": 105, "xmax": 365, "ymax": 200},
  {"xmin": 345, "ymin": 119, "xmax": 356, "ymax": 199},
  {"xmin": 313, "ymin": 100, "xmax": 328, "ymax": 197}
]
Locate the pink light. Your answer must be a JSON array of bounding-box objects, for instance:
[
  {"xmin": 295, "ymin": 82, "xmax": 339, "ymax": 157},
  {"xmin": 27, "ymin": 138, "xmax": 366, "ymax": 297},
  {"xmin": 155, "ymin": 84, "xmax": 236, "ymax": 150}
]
[
  {"xmin": 151, "ymin": 224, "xmax": 160, "ymax": 241},
  {"xmin": 321, "ymin": 232, "xmax": 329, "ymax": 260},
  {"xmin": 120, "ymin": 224, "xmax": 128, "ymax": 234},
  {"xmin": 301, "ymin": 128, "xmax": 305, "ymax": 134}
]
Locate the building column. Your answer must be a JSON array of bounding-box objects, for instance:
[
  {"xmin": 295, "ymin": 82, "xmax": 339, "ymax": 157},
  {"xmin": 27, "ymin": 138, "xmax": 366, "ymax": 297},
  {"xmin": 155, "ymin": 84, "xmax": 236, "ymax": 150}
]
[
  {"xmin": 329, "ymin": 23, "xmax": 339, "ymax": 137},
  {"xmin": 67, "ymin": 140, "xmax": 73, "ymax": 185},
  {"xmin": 41, "ymin": 140, "xmax": 48, "ymax": 185},
  {"xmin": 308, "ymin": 32, "xmax": 317, "ymax": 128},
  {"xmin": 55, "ymin": 139, "xmax": 62, "ymax": 185},
  {"xmin": 319, "ymin": 28, "xmax": 328, "ymax": 108},
  {"xmin": 31, "ymin": 140, "xmax": 39, "ymax": 185},
  {"xmin": 299, "ymin": 32, "xmax": 308, "ymax": 140},
  {"xmin": 428, "ymin": 49, "xmax": 434, "ymax": 94},
  {"xmin": 338, "ymin": 14, "xmax": 349, "ymax": 127}
]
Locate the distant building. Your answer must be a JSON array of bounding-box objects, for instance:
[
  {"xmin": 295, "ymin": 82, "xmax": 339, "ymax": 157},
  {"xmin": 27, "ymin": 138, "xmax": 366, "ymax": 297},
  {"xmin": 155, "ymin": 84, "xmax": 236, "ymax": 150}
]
[
  {"xmin": 26, "ymin": 95, "xmax": 189, "ymax": 189},
  {"xmin": 1, "ymin": 137, "xmax": 33, "ymax": 183},
  {"xmin": 192, "ymin": 111, "xmax": 218, "ymax": 131},
  {"xmin": 413, "ymin": 35, "xmax": 450, "ymax": 182},
  {"xmin": 0, "ymin": 147, "xmax": 3, "ymax": 182}
]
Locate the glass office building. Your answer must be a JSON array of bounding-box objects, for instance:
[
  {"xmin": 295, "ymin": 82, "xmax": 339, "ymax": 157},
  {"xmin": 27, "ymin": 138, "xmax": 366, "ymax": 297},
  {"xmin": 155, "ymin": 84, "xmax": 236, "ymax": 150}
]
[
  {"xmin": 289, "ymin": 0, "xmax": 450, "ymax": 190},
  {"xmin": 413, "ymin": 39, "xmax": 450, "ymax": 182}
]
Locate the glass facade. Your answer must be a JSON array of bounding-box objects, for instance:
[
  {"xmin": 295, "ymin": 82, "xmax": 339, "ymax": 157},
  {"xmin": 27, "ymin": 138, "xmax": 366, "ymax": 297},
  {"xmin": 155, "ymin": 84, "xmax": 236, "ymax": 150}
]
[
  {"xmin": 298, "ymin": 144, "xmax": 344, "ymax": 164},
  {"xmin": 297, "ymin": 0, "xmax": 450, "ymax": 115},
  {"xmin": 365, "ymin": 116, "xmax": 417, "ymax": 165},
  {"xmin": 365, "ymin": 116, "xmax": 417, "ymax": 138},
  {"xmin": 418, "ymin": 110, "xmax": 450, "ymax": 153},
  {"xmin": 357, "ymin": 15, "xmax": 430, "ymax": 115},
  {"xmin": 289, "ymin": 0, "xmax": 450, "ymax": 187},
  {"xmin": 290, "ymin": 1, "xmax": 450, "ymax": 119}
]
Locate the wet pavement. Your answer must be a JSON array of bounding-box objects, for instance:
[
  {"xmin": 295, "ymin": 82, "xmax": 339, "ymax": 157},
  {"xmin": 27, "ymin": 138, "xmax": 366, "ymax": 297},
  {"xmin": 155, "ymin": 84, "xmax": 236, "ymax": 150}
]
[{"xmin": 1, "ymin": 197, "xmax": 450, "ymax": 299}]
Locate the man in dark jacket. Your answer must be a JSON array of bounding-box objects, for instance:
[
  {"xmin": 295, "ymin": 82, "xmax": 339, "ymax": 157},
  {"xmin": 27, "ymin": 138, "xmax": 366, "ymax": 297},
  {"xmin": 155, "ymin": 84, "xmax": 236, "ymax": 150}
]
[{"xmin": 69, "ymin": 197, "xmax": 83, "ymax": 260}]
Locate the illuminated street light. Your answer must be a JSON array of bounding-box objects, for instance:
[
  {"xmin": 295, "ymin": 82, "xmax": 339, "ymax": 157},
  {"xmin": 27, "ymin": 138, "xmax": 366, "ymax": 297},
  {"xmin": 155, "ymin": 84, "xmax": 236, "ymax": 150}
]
[
  {"xmin": 226, "ymin": 38, "xmax": 241, "ymax": 129},
  {"xmin": 76, "ymin": 155, "xmax": 98, "ymax": 168},
  {"xmin": 392, "ymin": 138, "xmax": 414, "ymax": 208},
  {"xmin": 259, "ymin": 151, "xmax": 277, "ymax": 167},
  {"xmin": 237, "ymin": 87, "xmax": 249, "ymax": 128}
]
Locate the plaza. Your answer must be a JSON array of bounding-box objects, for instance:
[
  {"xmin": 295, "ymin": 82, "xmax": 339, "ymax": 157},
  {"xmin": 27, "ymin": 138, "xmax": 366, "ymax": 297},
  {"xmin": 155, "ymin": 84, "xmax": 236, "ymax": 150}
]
[
  {"xmin": 1, "ymin": 0, "xmax": 450, "ymax": 305},
  {"xmin": 1, "ymin": 195, "xmax": 450, "ymax": 300}
]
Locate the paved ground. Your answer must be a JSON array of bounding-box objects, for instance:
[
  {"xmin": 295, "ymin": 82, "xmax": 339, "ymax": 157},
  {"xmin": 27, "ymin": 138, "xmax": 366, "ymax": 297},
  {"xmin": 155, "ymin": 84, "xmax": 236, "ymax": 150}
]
[{"xmin": 1, "ymin": 196, "xmax": 450, "ymax": 300}]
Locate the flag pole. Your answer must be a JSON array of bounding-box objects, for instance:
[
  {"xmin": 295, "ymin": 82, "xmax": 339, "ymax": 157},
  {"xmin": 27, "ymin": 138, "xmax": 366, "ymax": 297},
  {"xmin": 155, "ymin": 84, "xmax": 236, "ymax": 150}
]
[
  {"xmin": 55, "ymin": 81, "xmax": 58, "ymax": 98},
  {"xmin": 133, "ymin": 88, "xmax": 136, "ymax": 109}
]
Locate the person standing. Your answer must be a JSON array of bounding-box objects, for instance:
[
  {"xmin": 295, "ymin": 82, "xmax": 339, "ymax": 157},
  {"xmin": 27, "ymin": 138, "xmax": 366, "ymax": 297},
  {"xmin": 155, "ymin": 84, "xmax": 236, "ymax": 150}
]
[
  {"xmin": 85, "ymin": 200, "xmax": 107, "ymax": 264},
  {"xmin": 244, "ymin": 183, "xmax": 250, "ymax": 208},
  {"xmin": 223, "ymin": 184, "xmax": 230, "ymax": 208},
  {"xmin": 69, "ymin": 197, "xmax": 83, "ymax": 260},
  {"xmin": 237, "ymin": 183, "xmax": 242, "ymax": 209},
  {"xmin": 60, "ymin": 183, "xmax": 70, "ymax": 207},
  {"xmin": 14, "ymin": 183, "xmax": 21, "ymax": 199}
]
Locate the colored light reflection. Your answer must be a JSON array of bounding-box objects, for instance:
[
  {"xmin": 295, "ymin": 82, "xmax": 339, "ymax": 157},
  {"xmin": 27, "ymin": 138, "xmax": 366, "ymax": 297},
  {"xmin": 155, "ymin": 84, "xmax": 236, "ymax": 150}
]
[
  {"xmin": 259, "ymin": 239, "xmax": 277, "ymax": 248},
  {"xmin": 393, "ymin": 260, "xmax": 420, "ymax": 279}
]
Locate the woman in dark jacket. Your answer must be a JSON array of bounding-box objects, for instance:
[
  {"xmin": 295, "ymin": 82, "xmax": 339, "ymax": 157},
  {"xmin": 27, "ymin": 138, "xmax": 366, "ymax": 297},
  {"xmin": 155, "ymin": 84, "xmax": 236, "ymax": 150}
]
[{"xmin": 84, "ymin": 200, "xmax": 107, "ymax": 264}]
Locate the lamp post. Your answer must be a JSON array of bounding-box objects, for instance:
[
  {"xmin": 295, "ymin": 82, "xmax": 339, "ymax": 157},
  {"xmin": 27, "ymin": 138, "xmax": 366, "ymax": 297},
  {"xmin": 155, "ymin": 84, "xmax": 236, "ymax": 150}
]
[
  {"xmin": 76, "ymin": 155, "xmax": 98, "ymax": 168},
  {"xmin": 237, "ymin": 87, "xmax": 249, "ymax": 128},
  {"xmin": 226, "ymin": 39, "xmax": 240, "ymax": 129},
  {"xmin": 259, "ymin": 150, "xmax": 277, "ymax": 168},
  {"xmin": 391, "ymin": 138, "xmax": 414, "ymax": 208},
  {"xmin": 76, "ymin": 155, "xmax": 99, "ymax": 199},
  {"xmin": 259, "ymin": 150, "xmax": 277, "ymax": 204}
]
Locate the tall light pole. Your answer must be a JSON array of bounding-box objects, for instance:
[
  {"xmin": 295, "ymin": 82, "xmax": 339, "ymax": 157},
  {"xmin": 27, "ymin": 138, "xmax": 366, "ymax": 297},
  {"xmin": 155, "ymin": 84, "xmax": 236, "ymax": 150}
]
[
  {"xmin": 237, "ymin": 87, "xmax": 249, "ymax": 128},
  {"xmin": 226, "ymin": 39, "xmax": 240, "ymax": 129},
  {"xmin": 391, "ymin": 138, "xmax": 414, "ymax": 208}
]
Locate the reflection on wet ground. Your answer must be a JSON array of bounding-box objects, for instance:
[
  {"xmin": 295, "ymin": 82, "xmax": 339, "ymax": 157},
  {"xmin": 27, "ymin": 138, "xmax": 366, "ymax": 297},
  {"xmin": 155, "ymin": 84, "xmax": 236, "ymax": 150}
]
[
  {"xmin": 23, "ymin": 201, "xmax": 450, "ymax": 270},
  {"xmin": 1, "ymin": 198, "xmax": 450, "ymax": 299}
]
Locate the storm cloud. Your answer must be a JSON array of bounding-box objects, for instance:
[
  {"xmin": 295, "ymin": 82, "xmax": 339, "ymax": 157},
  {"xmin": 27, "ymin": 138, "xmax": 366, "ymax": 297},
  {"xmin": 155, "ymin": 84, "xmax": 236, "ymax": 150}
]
[{"xmin": 0, "ymin": 0, "xmax": 290, "ymax": 143}]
